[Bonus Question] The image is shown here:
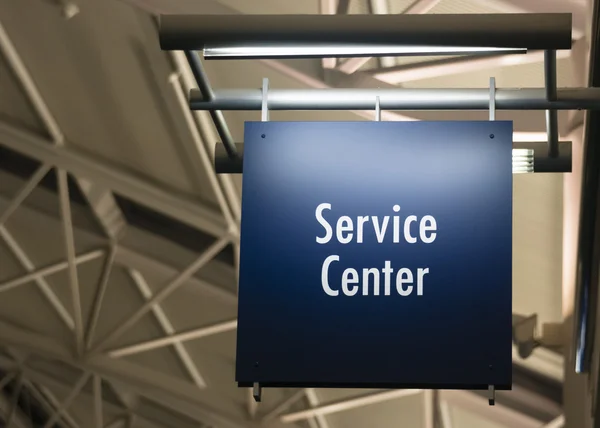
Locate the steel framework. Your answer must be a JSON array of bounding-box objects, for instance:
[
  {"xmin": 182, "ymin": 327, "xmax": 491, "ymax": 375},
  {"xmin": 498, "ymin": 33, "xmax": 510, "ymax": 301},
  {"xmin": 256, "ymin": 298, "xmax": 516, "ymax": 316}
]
[{"xmin": 0, "ymin": 1, "xmax": 575, "ymax": 428}]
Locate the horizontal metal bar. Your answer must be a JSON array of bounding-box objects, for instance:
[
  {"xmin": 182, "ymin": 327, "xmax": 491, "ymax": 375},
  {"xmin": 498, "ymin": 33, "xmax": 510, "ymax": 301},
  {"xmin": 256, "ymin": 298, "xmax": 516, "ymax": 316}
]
[
  {"xmin": 190, "ymin": 88, "xmax": 600, "ymax": 111},
  {"xmin": 214, "ymin": 142, "xmax": 571, "ymax": 174},
  {"xmin": 0, "ymin": 122, "xmax": 228, "ymax": 238},
  {"xmin": 159, "ymin": 14, "xmax": 572, "ymax": 50}
]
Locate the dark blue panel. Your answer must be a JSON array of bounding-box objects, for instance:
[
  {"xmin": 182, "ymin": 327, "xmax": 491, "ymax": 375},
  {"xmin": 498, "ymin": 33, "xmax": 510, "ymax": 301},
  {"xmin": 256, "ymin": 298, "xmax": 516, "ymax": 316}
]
[{"xmin": 236, "ymin": 121, "xmax": 513, "ymax": 390}]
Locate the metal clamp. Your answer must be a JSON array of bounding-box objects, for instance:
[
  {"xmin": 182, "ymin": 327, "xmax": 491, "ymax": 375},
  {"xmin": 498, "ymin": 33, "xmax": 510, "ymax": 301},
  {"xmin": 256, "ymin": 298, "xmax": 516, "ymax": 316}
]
[
  {"xmin": 489, "ymin": 77, "xmax": 496, "ymax": 121},
  {"xmin": 253, "ymin": 382, "xmax": 262, "ymax": 402},
  {"xmin": 488, "ymin": 385, "xmax": 495, "ymax": 406},
  {"xmin": 261, "ymin": 77, "xmax": 269, "ymax": 122}
]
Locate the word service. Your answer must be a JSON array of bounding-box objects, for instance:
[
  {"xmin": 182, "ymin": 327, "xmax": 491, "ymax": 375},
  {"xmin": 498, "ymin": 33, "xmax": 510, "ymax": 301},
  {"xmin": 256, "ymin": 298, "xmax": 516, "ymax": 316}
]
[{"xmin": 316, "ymin": 203, "xmax": 438, "ymax": 297}]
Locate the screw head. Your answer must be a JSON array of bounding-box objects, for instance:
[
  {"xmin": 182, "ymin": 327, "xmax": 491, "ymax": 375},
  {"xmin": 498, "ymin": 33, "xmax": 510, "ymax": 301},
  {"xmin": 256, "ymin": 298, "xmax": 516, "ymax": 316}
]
[
  {"xmin": 489, "ymin": 134, "xmax": 495, "ymax": 139},
  {"xmin": 261, "ymin": 134, "xmax": 266, "ymax": 138}
]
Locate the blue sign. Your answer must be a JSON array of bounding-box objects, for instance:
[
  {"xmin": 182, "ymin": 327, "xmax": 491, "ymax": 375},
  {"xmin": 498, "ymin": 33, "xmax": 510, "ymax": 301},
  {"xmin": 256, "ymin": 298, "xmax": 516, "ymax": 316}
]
[{"xmin": 236, "ymin": 121, "xmax": 513, "ymax": 390}]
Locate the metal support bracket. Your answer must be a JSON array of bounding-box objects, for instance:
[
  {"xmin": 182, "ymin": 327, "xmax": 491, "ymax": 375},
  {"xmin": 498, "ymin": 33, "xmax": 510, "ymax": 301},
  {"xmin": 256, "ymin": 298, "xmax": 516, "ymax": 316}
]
[
  {"xmin": 488, "ymin": 385, "xmax": 495, "ymax": 406},
  {"xmin": 253, "ymin": 382, "xmax": 262, "ymax": 402},
  {"xmin": 261, "ymin": 78, "xmax": 269, "ymax": 122},
  {"xmin": 544, "ymin": 50, "xmax": 559, "ymax": 158},
  {"xmin": 489, "ymin": 77, "xmax": 496, "ymax": 121},
  {"xmin": 375, "ymin": 96, "xmax": 381, "ymax": 122}
]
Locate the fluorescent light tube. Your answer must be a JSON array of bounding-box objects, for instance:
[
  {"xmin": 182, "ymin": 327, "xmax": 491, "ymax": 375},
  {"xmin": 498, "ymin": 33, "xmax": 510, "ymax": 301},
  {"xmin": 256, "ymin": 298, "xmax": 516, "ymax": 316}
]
[{"xmin": 203, "ymin": 44, "xmax": 526, "ymax": 60}]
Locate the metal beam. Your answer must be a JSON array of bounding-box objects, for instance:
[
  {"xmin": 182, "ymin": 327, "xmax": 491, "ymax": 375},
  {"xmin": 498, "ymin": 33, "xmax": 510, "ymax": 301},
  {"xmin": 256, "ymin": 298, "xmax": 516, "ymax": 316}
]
[
  {"xmin": 281, "ymin": 389, "xmax": 423, "ymax": 423},
  {"xmin": 440, "ymin": 390, "xmax": 540, "ymax": 428},
  {"xmin": 304, "ymin": 389, "xmax": 330, "ymax": 428},
  {"xmin": 107, "ymin": 319, "xmax": 237, "ymax": 358},
  {"xmin": 127, "ymin": 269, "xmax": 207, "ymax": 389},
  {"xmin": 91, "ymin": 236, "xmax": 230, "ymax": 353},
  {"xmin": 43, "ymin": 372, "xmax": 91, "ymax": 428},
  {"xmin": 0, "ymin": 164, "xmax": 50, "ymax": 227},
  {"xmin": 0, "ymin": 122, "xmax": 227, "ymax": 239},
  {"xmin": 0, "ymin": 227, "xmax": 79, "ymax": 331},
  {"xmin": 190, "ymin": 87, "xmax": 600, "ymax": 111},
  {"xmin": 261, "ymin": 390, "xmax": 306, "ymax": 422},
  {"xmin": 338, "ymin": 0, "xmax": 442, "ymax": 74},
  {"xmin": 167, "ymin": 65, "xmax": 239, "ymax": 231},
  {"xmin": 0, "ymin": 240, "xmax": 104, "ymax": 294},
  {"xmin": 85, "ymin": 244, "xmax": 117, "ymax": 350},
  {"xmin": 57, "ymin": 169, "xmax": 84, "ymax": 357},
  {"xmin": 93, "ymin": 375, "xmax": 103, "ymax": 428},
  {"xmin": 370, "ymin": 50, "xmax": 571, "ymax": 84},
  {"xmin": 159, "ymin": 14, "xmax": 572, "ymax": 51}
]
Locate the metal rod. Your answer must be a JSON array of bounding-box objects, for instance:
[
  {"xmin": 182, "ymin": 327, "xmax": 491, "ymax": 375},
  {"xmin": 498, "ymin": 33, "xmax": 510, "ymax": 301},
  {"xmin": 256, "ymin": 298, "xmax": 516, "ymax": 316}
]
[
  {"xmin": 305, "ymin": 389, "xmax": 330, "ymax": 428},
  {"xmin": 574, "ymin": 1, "xmax": 600, "ymax": 373},
  {"xmin": 545, "ymin": 50, "xmax": 559, "ymax": 157},
  {"xmin": 190, "ymin": 87, "xmax": 600, "ymax": 111},
  {"xmin": 85, "ymin": 244, "xmax": 117, "ymax": 350},
  {"xmin": 0, "ymin": 227, "xmax": 77, "ymax": 332},
  {"xmin": 93, "ymin": 375, "xmax": 103, "ymax": 428},
  {"xmin": 262, "ymin": 390, "xmax": 306, "ymax": 422},
  {"xmin": 0, "ymin": 164, "xmax": 50, "ymax": 227},
  {"xmin": 336, "ymin": 0, "xmax": 350, "ymax": 14},
  {"xmin": 168, "ymin": 71, "xmax": 238, "ymax": 235},
  {"xmin": 0, "ymin": 246, "xmax": 104, "ymax": 293},
  {"xmin": 159, "ymin": 14, "xmax": 572, "ymax": 50},
  {"xmin": 281, "ymin": 389, "xmax": 423, "ymax": 423},
  {"xmin": 57, "ymin": 168, "xmax": 84, "ymax": 358},
  {"xmin": 91, "ymin": 237, "xmax": 230, "ymax": 353},
  {"xmin": 43, "ymin": 372, "xmax": 91, "ymax": 428},
  {"xmin": 107, "ymin": 319, "xmax": 237, "ymax": 358},
  {"xmin": 0, "ymin": 121, "xmax": 227, "ymax": 238},
  {"xmin": 128, "ymin": 269, "xmax": 207, "ymax": 388},
  {"xmin": 184, "ymin": 50, "xmax": 239, "ymax": 159},
  {"xmin": 213, "ymin": 141, "xmax": 572, "ymax": 174}
]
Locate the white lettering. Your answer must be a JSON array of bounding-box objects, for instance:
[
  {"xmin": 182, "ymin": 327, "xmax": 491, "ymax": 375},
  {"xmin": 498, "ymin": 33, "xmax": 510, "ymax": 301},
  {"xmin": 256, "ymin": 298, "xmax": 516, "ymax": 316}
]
[
  {"xmin": 404, "ymin": 215, "xmax": 417, "ymax": 244},
  {"xmin": 316, "ymin": 203, "xmax": 333, "ymax": 244},
  {"xmin": 357, "ymin": 216, "xmax": 369, "ymax": 243},
  {"xmin": 372, "ymin": 216, "xmax": 389, "ymax": 243},
  {"xmin": 342, "ymin": 268, "xmax": 359, "ymax": 296},
  {"xmin": 417, "ymin": 268, "xmax": 429, "ymax": 296},
  {"xmin": 321, "ymin": 255, "xmax": 339, "ymax": 296},
  {"xmin": 382, "ymin": 260, "xmax": 393, "ymax": 296},
  {"xmin": 393, "ymin": 205, "xmax": 401, "ymax": 243},
  {"xmin": 396, "ymin": 268, "xmax": 414, "ymax": 296},
  {"xmin": 336, "ymin": 216, "xmax": 354, "ymax": 244},
  {"xmin": 362, "ymin": 268, "xmax": 380, "ymax": 296},
  {"xmin": 420, "ymin": 216, "xmax": 437, "ymax": 244}
]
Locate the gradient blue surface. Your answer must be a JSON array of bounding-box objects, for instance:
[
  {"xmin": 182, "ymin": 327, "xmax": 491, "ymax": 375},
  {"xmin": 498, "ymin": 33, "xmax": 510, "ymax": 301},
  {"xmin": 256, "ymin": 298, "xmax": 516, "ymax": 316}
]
[{"xmin": 236, "ymin": 121, "xmax": 513, "ymax": 389}]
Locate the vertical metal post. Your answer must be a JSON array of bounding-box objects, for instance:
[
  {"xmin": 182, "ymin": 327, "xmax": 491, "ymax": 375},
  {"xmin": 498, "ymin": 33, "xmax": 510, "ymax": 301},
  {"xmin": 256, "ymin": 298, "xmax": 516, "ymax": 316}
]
[
  {"xmin": 262, "ymin": 78, "xmax": 270, "ymax": 122},
  {"xmin": 545, "ymin": 50, "xmax": 559, "ymax": 158},
  {"xmin": 489, "ymin": 77, "xmax": 496, "ymax": 121},
  {"xmin": 57, "ymin": 168, "xmax": 84, "ymax": 357},
  {"xmin": 93, "ymin": 375, "xmax": 103, "ymax": 428},
  {"xmin": 184, "ymin": 50, "xmax": 239, "ymax": 159},
  {"xmin": 375, "ymin": 96, "xmax": 381, "ymax": 122}
]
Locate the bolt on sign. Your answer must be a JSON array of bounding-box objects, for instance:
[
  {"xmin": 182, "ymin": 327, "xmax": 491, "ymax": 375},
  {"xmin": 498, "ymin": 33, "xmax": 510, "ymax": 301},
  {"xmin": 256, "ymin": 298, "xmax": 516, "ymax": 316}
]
[{"xmin": 236, "ymin": 121, "xmax": 513, "ymax": 392}]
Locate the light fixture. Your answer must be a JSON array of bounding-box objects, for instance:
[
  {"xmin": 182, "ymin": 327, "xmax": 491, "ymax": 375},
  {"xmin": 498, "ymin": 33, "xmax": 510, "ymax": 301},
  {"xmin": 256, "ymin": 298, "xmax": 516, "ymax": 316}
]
[
  {"xmin": 512, "ymin": 149, "xmax": 534, "ymax": 174},
  {"xmin": 203, "ymin": 44, "xmax": 526, "ymax": 60},
  {"xmin": 159, "ymin": 14, "xmax": 572, "ymax": 59}
]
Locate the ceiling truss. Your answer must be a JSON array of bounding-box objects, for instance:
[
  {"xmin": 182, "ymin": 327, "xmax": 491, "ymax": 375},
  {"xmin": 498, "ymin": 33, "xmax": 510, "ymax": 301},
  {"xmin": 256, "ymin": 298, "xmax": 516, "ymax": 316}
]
[{"xmin": 0, "ymin": 0, "xmax": 575, "ymax": 427}]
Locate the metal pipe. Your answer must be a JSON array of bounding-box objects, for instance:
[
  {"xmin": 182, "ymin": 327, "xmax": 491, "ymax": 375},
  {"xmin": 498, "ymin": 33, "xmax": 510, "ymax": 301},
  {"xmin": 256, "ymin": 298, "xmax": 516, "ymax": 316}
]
[
  {"xmin": 184, "ymin": 50, "xmax": 239, "ymax": 159},
  {"xmin": 159, "ymin": 14, "xmax": 572, "ymax": 50},
  {"xmin": 190, "ymin": 87, "xmax": 600, "ymax": 111},
  {"xmin": 545, "ymin": 50, "xmax": 559, "ymax": 157},
  {"xmin": 213, "ymin": 142, "xmax": 572, "ymax": 174},
  {"xmin": 573, "ymin": 0, "xmax": 600, "ymax": 374}
]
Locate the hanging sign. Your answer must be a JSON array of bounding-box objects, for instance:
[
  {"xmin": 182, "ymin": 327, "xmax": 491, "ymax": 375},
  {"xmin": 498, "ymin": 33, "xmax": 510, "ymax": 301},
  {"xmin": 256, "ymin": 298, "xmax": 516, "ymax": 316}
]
[{"xmin": 236, "ymin": 121, "xmax": 513, "ymax": 390}]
